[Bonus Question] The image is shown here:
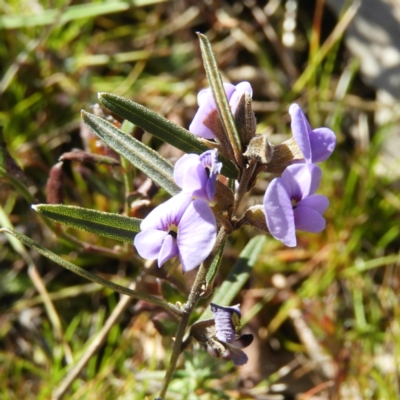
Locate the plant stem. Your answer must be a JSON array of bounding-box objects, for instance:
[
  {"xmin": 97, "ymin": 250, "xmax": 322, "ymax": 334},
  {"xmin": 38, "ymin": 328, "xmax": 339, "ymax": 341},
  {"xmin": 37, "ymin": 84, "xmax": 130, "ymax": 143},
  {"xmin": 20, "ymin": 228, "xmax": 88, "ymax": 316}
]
[
  {"xmin": 158, "ymin": 228, "xmax": 228, "ymax": 399},
  {"xmin": 232, "ymin": 161, "xmax": 257, "ymax": 215}
]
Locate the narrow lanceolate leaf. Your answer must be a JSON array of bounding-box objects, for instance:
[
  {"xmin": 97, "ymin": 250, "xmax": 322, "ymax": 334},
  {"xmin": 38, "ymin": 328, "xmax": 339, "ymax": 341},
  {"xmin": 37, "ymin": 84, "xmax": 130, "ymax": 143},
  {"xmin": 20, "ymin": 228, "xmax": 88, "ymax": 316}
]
[
  {"xmin": 0, "ymin": 228, "xmax": 183, "ymax": 316},
  {"xmin": 200, "ymin": 235, "xmax": 266, "ymax": 321},
  {"xmin": 98, "ymin": 92, "xmax": 238, "ymax": 179},
  {"xmin": 81, "ymin": 111, "xmax": 180, "ymax": 196},
  {"xmin": 197, "ymin": 33, "xmax": 243, "ymax": 166},
  {"xmin": 32, "ymin": 204, "xmax": 141, "ymax": 242}
]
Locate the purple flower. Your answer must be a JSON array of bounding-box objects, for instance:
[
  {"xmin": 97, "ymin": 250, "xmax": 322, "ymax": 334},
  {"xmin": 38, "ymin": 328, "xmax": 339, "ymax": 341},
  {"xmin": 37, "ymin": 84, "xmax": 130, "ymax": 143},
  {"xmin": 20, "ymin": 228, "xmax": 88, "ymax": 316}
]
[
  {"xmin": 173, "ymin": 149, "xmax": 222, "ymax": 202},
  {"xmin": 210, "ymin": 303, "xmax": 253, "ymax": 366},
  {"xmin": 134, "ymin": 193, "xmax": 217, "ymax": 272},
  {"xmin": 263, "ymin": 164, "xmax": 329, "ymax": 247},
  {"xmin": 189, "ymin": 81, "xmax": 253, "ymax": 139},
  {"xmin": 289, "ymin": 103, "xmax": 336, "ymax": 163}
]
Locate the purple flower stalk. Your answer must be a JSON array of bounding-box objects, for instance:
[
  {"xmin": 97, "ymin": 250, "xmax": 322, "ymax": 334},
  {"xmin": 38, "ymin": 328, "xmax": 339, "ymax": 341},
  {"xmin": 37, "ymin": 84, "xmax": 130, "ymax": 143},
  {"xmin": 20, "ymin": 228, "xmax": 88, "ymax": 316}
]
[
  {"xmin": 134, "ymin": 193, "xmax": 217, "ymax": 272},
  {"xmin": 173, "ymin": 149, "xmax": 222, "ymax": 202},
  {"xmin": 210, "ymin": 303, "xmax": 253, "ymax": 366},
  {"xmin": 289, "ymin": 103, "xmax": 336, "ymax": 163},
  {"xmin": 263, "ymin": 164, "xmax": 329, "ymax": 247},
  {"xmin": 189, "ymin": 81, "xmax": 253, "ymax": 139}
]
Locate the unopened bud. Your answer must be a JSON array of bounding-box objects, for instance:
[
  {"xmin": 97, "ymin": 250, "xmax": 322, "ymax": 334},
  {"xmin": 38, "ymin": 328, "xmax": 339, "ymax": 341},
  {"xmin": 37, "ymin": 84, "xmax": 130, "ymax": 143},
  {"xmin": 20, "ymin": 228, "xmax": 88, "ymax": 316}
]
[
  {"xmin": 46, "ymin": 162, "xmax": 64, "ymax": 204},
  {"xmin": 234, "ymin": 92, "xmax": 256, "ymax": 147}
]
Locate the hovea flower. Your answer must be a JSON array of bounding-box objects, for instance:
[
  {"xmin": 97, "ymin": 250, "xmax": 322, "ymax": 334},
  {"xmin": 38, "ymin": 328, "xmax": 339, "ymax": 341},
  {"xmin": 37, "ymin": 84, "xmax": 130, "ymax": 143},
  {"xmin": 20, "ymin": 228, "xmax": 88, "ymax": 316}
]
[
  {"xmin": 173, "ymin": 149, "xmax": 222, "ymax": 202},
  {"xmin": 187, "ymin": 303, "xmax": 253, "ymax": 366},
  {"xmin": 289, "ymin": 103, "xmax": 336, "ymax": 163},
  {"xmin": 134, "ymin": 193, "xmax": 216, "ymax": 272},
  {"xmin": 210, "ymin": 303, "xmax": 253, "ymax": 366},
  {"xmin": 189, "ymin": 81, "xmax": 253, "ymax": 139},
  {"xmin": 263, "ymin": 164, "xmax": 329, "ymax": 247}
]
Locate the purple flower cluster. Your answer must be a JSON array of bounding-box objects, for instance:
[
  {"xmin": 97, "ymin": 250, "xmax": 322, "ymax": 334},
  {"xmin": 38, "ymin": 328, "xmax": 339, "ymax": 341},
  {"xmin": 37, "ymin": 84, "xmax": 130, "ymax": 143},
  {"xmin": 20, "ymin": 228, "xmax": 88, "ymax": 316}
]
[
  {"xmin": 135, "ymin": 82, "xmax": 335, "ymax": 269},
  {"xmin": 133, "ymin": 80, "xmax": 337, "ymax": 369},
  {"xmin": 134, "ymin": 150, "xmax": 221, "ymax": 272},
  {"xmin": 188, "ymin": 82, "xmax": 335, "ymax": 247}
]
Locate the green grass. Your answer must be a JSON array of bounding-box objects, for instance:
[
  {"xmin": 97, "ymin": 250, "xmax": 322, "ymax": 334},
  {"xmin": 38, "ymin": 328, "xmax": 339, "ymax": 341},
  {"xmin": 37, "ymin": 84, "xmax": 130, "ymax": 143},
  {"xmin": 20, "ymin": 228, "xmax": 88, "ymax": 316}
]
[{"xmin": 1, "ymin": 0, "xmax": 400, "ymax": 399}]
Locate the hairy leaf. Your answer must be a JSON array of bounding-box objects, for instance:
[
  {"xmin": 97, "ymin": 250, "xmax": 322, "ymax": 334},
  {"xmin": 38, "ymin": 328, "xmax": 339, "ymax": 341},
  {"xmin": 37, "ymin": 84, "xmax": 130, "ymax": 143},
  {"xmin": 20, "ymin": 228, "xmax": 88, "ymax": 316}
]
[
  {"xmin": 32, "ymin": 204, "xmax": 141, "ymax": 242},
  {"xmin": 98, "ymin": 92, "xmax": 238, "ymax": 179},
  {"xmin": 82, "ymin": 110, "xmax": 180, "ymax": 196},
  {"xmin": 0, "ymin": 228, "xmax": 182, "ymax": 315}
]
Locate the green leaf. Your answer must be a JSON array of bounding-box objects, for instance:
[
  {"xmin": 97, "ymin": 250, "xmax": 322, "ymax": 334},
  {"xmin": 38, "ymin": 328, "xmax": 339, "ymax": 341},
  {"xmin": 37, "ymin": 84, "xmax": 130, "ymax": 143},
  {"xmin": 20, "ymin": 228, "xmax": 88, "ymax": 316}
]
[
  {"xmin": 197, "ymin": 33, "xmax": 243, "ymax": 165},
  {"xmin": 200, "ymin": 235, "xmax": 266, "ymax": 321},
  {"xmin": 81, "ymin": 110, "xmax": 180, "ymax": 196},
  {"xmin": 0, "ymin": 228, "xmax": 182, "ymax": 316},
  {"xmin": 32, "ymin": 204, "xmax": 141, "ymax": 243},
  {"xmin": 98, "ymin": 92, "xmax": 238, "ymax": 179}
]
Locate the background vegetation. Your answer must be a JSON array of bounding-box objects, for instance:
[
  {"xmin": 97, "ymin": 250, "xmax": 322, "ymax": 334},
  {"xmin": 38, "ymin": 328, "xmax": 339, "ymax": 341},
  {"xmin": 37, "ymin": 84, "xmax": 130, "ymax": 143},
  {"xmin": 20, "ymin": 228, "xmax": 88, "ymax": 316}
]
[{"xmin": 1, "ymin": 0, "xmax": 399, "ymax": 398}]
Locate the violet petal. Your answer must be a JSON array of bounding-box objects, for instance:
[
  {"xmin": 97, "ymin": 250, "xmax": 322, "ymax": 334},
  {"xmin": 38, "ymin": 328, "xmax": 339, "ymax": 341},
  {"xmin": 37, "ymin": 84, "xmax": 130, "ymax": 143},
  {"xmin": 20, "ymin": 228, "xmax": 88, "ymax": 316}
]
[
  {"xmin": 189, "ymin": 83, "xmax": 250, "ymax": 139},
  {"xmin": 294, "ymin": 206, "xmax": 326, "ymax": 232},
  {"xmin": 177, "ymin": 198, "xmax": 217, "ymax": 272},
  {"xmin": 189, "ymin": 84, "xmax": 236, "ymax": 139},
  {"xmin": 173, "ymin": 154, "xmax": 199, "ymax": 188},
  {"xmin": 199, "ymin": 149, "xmax": 222, "ymax": 200},
  {"xmin": 281, "ymin": 164, "xmax": 322, "ymax": 199},
  {"xmin": 140, "ymin": 194, "xmax": 193, "ymax": 231},
  {"xmin": 134, "ymin": 230, "xmax": 168, "ymax": 260},
  {"xmin": 289, "ymin": 103, "xmax": 312, "ymax": 162},
  {"xmin": 210, "ymin": 303, "xmax": 240, "ymax": 343},
  {"xmin": 229, "ymin": 81, "xmax": 253, "ymax": 114},
  {"xmin": 309, "ymin": 127, "xmax": 336, "ymax": 162},
  {"xmin": 264, "ymin": 178, "xmax": 296, "ymax": 247},
  {"xmin": 297, "ymin": 194, "xmax": 329, "ymax": 215},
  {"xmin": 174, "ymin": 154, "xmax": 208, "ymax": 198},
  {"xmin": 224, "ymin": 343, "xmax": 249, "ymax": 366}
]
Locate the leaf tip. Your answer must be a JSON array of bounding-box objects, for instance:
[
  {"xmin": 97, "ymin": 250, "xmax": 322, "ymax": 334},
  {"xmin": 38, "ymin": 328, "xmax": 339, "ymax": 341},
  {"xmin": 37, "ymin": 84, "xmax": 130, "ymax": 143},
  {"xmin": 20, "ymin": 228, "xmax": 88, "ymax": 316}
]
[{"xmin": 31, "ymin": 204, "xmax": 39, "ymax": 212}]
